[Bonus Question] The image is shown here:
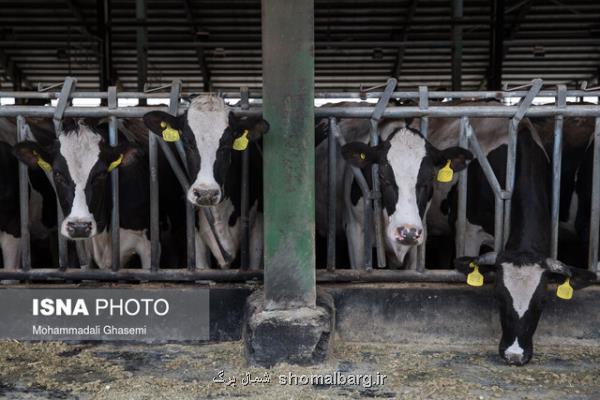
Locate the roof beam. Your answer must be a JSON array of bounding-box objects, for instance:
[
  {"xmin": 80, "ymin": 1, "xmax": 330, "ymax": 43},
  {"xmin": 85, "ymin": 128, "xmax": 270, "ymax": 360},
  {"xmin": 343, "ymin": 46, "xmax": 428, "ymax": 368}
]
[
  {"xmin": 392, "ymin": 0, "xmax": 419, "ymax": 77},
  {"xmin": 182, "ymin": 0, "xmax": 212, "ymax": 91},
  {"xmin": 481, "ymin": 0, "xmax": 536, "ymax": 88}
]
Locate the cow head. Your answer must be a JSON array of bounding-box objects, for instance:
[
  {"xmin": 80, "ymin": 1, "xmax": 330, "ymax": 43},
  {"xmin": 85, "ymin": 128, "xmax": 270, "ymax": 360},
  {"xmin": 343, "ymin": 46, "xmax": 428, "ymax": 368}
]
[
  {"xmin": 342, "ymin": 128, "xmax": 472, "ymax": 260},
  {"xmin": 143, "ymin": 96, "xmax": 269, "ymax": 207},
  {"xmin": 13, "ymin": 118, "xmax": 143, "ymax": 239},
  {"xmin": 455, "ymin": 255, "xmax": 596, "ymax": 366}
]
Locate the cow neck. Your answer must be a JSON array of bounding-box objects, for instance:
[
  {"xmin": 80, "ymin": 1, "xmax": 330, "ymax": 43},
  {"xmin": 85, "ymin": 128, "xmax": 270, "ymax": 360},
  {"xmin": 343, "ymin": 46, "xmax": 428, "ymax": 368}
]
[{"xmin": 502, "ymin": 127, "xmax": 551, "ymax": 261}]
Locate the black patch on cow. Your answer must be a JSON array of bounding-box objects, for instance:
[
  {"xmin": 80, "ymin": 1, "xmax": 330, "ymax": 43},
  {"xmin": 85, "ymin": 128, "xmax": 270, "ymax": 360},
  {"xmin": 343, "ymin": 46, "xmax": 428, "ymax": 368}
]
[{"xmin": 0, "ymin": 142, "xmax": 21, "ymax": 237}]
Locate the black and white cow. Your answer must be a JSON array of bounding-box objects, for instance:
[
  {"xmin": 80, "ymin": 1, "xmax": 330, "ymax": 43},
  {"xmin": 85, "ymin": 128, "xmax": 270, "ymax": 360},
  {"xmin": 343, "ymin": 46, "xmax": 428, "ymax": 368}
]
[
  {"xmin": 574, "ymin": 138, "xmax": 600, "ymax": 266},
  {"xmin": 0, "ymin": 142, "xmax": 21, "ymax": 270},
  {"xmin": 337, "ymin": 124, "xmax": 472, "ymax": 267},
  {"xmin": 143, "ymin": 95, "xmax": 269, "ymax": 269},
  {"xmin": 455, "ymin": 126, "xmax": 595, "ymax": 366},
  {"xmin": 13, "ymin": 118, "xmax": 151, "ymax": 269}
]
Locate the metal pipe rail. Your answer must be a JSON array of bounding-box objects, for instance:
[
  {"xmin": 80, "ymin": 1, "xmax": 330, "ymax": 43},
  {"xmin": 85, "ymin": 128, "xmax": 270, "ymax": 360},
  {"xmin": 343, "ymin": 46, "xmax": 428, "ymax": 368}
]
[
  {"xmin": 4, "ymin": 105, "xmax": 600, "ymax": 119},
  {"xmin": 1, "ymin": 78, "xmax": 600, "ymax": 283},
  {"xmin": 3, "ymin": 89, "xmax": 600, "ymax": 101}
]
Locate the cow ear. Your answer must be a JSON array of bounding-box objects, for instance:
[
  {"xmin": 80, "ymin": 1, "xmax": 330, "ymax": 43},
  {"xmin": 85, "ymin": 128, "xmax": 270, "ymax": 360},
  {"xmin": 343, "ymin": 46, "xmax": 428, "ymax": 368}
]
[
  {"xmin": 143, "ymin": 111, "xmax": 181, "ymax": 138},
  {"xmin": 12, "ymin": 141, "xmax": 54, "ymax": 171},
  {"xmin": 341, "ymin": 141, "xmax": 389, "ymax": 169},
  {"xmin": 341, "ymin": 142, "xmax": 378, "ymax": 169},
  {"xmin": 454, "ymin": 256, "xmax": 497, "ymax": 275},
  {"xmin": 229, "ymin": 112, "xmax": 270, "ymax": 141},
  {"xmin": 102, "ymin": 143, "xmax": 144, "ymax": 171},
  {"xmin": 543, "ymin": 258, "xmax": 596, "ymax": 290},
  {"xmin": 438, "ymin": 147, "xmax": 473, "ymax": 173}
]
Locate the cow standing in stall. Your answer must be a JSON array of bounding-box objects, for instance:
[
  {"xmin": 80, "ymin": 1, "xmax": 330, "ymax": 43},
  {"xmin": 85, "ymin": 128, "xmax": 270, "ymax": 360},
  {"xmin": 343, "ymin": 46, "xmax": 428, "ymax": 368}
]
[
  {"xmin": 0, "ymin": 142, "xmax": 21, "ymax": 270},
  {"xmin": 143, "ymin": 95, "xmax": 269, "ymax": 269},
  {"xmin": 454, "ymin": 126, "xmax": 595, "ymax": 366},
  {"xmin": 13, "ymin": 118, "xmax": 152, "ymax": 269},
  {"xmin": 324, "ymin": 118, "xmax": 473, "ymax": 268}
]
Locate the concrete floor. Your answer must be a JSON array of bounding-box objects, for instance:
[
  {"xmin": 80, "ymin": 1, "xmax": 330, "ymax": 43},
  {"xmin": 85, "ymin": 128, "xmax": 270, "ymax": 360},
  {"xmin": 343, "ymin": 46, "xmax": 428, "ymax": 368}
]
[{"xmin": 0, "ymin": 340, "xmax": 599, "ymax": 399}]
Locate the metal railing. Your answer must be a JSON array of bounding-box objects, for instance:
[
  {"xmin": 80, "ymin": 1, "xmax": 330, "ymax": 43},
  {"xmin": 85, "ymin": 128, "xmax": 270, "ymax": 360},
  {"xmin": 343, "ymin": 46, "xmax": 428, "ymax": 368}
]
[{"xmin": 0, "ymin": 78, "xmax": 599, "ymax": 282}]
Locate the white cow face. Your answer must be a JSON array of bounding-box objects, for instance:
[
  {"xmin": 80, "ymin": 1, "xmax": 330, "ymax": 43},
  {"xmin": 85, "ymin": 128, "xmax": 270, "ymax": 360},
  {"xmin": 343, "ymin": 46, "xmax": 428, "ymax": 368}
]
[
  {"xmin": 455, "ymin": 256, "xmax": 596, "ymax": 366},
  {"xmin": 343, "ymin": 127, "xmax": 472, "ymax": 260},
  {"xmin": 144, "ymin": 96, "xmax": 269, "ymax": 207},
  {"xmin": 13, "ymin": 118, "xmax": 142, "ymax": 240}
]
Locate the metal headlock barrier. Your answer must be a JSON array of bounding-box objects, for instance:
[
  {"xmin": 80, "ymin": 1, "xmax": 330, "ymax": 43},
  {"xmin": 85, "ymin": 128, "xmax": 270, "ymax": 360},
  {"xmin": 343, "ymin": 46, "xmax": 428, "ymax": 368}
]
[{"xmin": 0, "ymin": 77, "xmax": 600, "ymax": 283}]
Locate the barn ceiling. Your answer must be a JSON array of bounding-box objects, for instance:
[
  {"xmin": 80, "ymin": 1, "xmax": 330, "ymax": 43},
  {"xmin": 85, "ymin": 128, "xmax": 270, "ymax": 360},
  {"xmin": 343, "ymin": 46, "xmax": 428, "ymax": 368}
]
[{"xmin": 0, "ymin": 0, "xmax": 599, "ymax": 93}]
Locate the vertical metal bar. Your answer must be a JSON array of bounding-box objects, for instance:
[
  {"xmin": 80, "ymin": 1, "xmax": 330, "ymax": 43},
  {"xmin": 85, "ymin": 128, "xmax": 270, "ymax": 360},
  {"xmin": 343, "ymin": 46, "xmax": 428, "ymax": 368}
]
[
  {"xmin": 487, "ymin": 0, "xmax": 504, "ymax": 90},
  {"xmin": 363, "ymin": 192, "xmax": 373, "ymax": 270},
  {"xmin": 369, "ymin": 120, "xmax": 382, "ymax": 270},
  {"xmin": 108, "ymin": 86, "xmax": 120, "ymax": 271},
  {"xmin": 464, "ymin": 125, "xmax": 505, "ymax": 254},
  {"xmin": 149, "ymin": 133, "xmax": 160, "ymax": 271},
  {"xmin": 587, "ymin": 117, "xmax": 600, "ymax": 271},
  {"xmin": 456, "ymin": 116, "xmax": 468, "ymax": 256},
  {"xmin": 494, "ymin": 196, "xmax": 504, "ymax": 253},
  {"xmin": 451, "ymin": 0, "xmax": 463, "ymax": 91},
  {"xmin": 331, "ymin": 119, "xmax": 371, "ymax": 270},
  {"xmin": 135, "ymin": 0, "xmax": 147, "ymax": 105},
  {"xmin": 416, "ymin": 85, "xmax": 429, "ymax": 271},
  {"xmin": 503, "ymin": 79, "xmax": 543, "ymax": 245},
  {"xmin": 419, "ymin": 86, "xmax": 429, "ymax": 138},
  {"xmin": 262, "ymin": 0, "xmax": 316, "ymax": 309},
  {"xmin": 327, "ymin": 116, "xmax": 337, "ymax": 271},
  {"xmin": 240, "ymin": 87, "xmax": 251, "ymax": 270},
  {"xmin": 97, "ymin": 0, "xmax": 112, "ymax": 91},
  {"xmin": 52, "ymin": 77, "xmax": 76, "ymax": 269},
  {"xmin": 166, "ymin": 80, "xmax": 195, "ymax": 270},
  {"xmin": 370, "ymin": 78, "xmax": 396, "ymax": 269},
  {"xmin": 503, "ymin": 119, "xmax": 518, "ymax": 246},
  {"xmin": 16, "ymin": 116, "xmax": 31, "ymax": 271},
  {"xmin": 551, "ymin": 85, "xmax": 566, "ymax": 259}
]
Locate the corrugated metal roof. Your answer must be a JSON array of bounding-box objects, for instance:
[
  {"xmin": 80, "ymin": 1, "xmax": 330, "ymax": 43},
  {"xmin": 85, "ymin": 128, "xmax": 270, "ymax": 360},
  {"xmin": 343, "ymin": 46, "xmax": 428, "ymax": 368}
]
[{"xmin": 0, "ymin": 0, "xmax": 599, "ymax": 92}]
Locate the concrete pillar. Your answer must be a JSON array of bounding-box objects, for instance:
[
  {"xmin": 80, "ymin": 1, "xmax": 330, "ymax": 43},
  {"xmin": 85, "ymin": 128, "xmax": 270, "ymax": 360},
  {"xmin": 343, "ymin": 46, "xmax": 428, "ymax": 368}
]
[{"xmin": 243, "ymin": 0, "xmax": 334, "ymax": 367}]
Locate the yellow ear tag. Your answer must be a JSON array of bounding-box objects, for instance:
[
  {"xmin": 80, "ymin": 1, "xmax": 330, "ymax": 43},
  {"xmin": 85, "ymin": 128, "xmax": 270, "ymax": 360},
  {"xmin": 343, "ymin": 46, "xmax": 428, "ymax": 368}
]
[
  {"xmin": 233, "ymin": 129, "xmax": 249, "ymax": 151},
  {"xmin": 33, "ymin": 150, "xmax": 52, "ymax": 172},
  {"xmin": 437, "ymin": 160, "xmax": 454, "ymax": 183},
  {"xmin": 467, "ymin": 261, "xmax": 484, "ymax": 287},
  {"xmin": 359, "ymin": 153, "xmax": 366, "ymax": 160},
  {"xmin": 556, "ymin": 278, "xmax": 573, "ymax": 300},
  {"xmin": 107, "ymin": 154, "xmax": 123, "ymax": 172},
  {"xmin": 160, "ymin": 121, "xmax": 180, "ymax": 142}
]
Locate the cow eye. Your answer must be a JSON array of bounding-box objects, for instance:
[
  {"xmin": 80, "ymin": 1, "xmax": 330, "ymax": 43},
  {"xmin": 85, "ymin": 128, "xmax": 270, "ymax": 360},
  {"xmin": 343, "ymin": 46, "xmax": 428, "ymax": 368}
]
[{"xmin": 53, "ymin": 172, "xmax": 66, "ymax": 185}]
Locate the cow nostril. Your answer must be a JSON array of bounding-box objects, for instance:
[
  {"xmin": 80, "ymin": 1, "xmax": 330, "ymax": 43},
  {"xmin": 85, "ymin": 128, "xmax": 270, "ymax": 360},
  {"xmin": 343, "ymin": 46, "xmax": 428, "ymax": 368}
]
[{"xmin": 193, "ymin": 189, "xmax": 202, "ymax": 198}]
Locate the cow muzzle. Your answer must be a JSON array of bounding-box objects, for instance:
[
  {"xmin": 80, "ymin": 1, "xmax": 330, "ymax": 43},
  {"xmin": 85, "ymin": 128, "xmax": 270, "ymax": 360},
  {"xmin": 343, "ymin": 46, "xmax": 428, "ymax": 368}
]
[
  {"xmin": 394, "ymin": 225, "xmax": 423, "ymax": 245},
  {"xmin": 63, "ymin": 219, "xmax": 95, "ymax": 239},
  {"xmin": 502, "ymin": 351, "xmax": 530, "ymax": 366},
  {"xmin": 191, "ymin": 188, "xmax": 222, "ymax": 206}
]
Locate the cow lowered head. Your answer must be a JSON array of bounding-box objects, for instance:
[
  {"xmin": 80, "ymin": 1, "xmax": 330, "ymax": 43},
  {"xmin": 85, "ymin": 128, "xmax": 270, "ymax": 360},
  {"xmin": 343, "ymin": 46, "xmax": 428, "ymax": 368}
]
[
  {"xmin": 13, "ymin": 118, "xmax": 143, "ymax": 240},
  {"xmin": 455, "ymin": 254, "xmax": 596, "ymax": 366},
  {"xmin": 342, "ymin": 127, "xmax": 472, "ymax": 261},
  {"xmin": 143, "ymin": 95, "xmax": 269, "ymax": 207}
]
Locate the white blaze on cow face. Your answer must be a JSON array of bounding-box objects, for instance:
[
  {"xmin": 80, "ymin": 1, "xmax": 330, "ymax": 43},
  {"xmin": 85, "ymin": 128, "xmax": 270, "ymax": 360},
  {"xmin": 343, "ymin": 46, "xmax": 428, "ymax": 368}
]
[
  {"xmin": 186, "ymin": 96, "xmax": 230, "ymax": 206},
  {"xmin": 498, "ymin": 262, "xmax": 546, "ymax": 365},
  {"xmin": 383, "ymin": 129, "xmax": 427, "ymax": 258},
  {"xmin": 501, "ymin": 263, "xmax": 545, "ymax": 318},
  {"xmin": 59, "ymin": 123, "xmax": 102, "ymax": 238}
]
